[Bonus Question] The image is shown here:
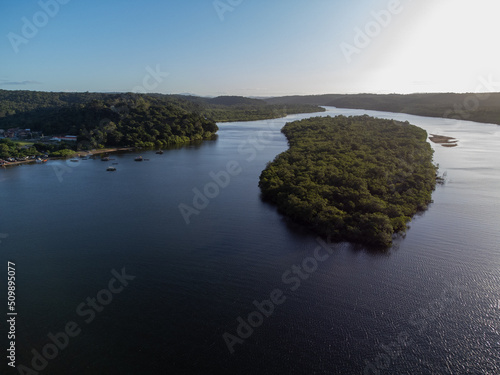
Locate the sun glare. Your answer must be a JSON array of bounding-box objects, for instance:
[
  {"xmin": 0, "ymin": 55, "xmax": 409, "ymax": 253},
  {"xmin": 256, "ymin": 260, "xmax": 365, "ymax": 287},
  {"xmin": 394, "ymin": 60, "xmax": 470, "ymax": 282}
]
[{"xmin": 362, "ymin": 0, "xmax": 500, "ymax": 93}]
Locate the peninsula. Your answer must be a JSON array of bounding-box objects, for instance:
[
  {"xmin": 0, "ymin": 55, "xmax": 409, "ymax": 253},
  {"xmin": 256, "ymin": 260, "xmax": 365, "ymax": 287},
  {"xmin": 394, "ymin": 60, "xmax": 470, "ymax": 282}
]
[{"xmin": 0, "ymin": 90, "xmax": 323, "ymax": 161}]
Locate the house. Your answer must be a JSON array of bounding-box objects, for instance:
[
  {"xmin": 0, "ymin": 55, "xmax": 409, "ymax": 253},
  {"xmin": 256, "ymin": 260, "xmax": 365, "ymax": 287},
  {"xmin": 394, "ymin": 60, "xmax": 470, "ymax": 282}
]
[
  {"xmin": 50, "ymin": 135, "xmax": 78, "ymax": 142},
  {"xmin": 5, "ymin": 128, "xmax": 20, "ymax": 138},
  {"xmin": 18, "ymin": 130, "xmax": 30, "ymax": 139}
]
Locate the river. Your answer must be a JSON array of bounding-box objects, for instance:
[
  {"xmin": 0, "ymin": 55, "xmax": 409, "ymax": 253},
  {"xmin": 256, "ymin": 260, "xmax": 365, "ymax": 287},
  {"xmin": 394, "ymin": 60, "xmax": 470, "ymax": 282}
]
[{"xmin": 0, "ymin": 107, "xmax": 498, "ymax": 374}]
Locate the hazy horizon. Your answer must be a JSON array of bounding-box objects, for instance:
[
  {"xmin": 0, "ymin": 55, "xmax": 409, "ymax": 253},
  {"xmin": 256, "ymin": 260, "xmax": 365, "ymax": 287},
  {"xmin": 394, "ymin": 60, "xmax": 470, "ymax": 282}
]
[
  {"xmin": 2, "ymin": 0, "xmax": 499, "ymax": 96},
  {"xmin": 3, "ymin": 88, "xmax": 500, "ymax": 99}
]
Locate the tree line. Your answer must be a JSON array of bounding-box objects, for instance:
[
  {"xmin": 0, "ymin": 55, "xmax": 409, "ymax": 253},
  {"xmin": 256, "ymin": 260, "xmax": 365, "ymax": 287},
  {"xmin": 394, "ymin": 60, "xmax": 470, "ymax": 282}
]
[
  {"xmin": 0, "ymin": 91, "xmax": 324, "ymax": 151},
  {"xmin": 265, "ymin": 92, "xmax": 500, "ymax": 126}
]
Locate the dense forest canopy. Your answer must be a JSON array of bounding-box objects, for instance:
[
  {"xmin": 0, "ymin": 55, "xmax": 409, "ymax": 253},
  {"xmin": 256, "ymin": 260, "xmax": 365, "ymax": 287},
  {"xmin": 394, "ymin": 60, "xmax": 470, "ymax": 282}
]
[
  {"xmin": 265, "ymin": 92, "xmax": 500, "ymax": 125},
  {"xmin": 0, "ymin": 90, "xmax": 323, "ymax": 142},
  {"xmin": 1, "ymin": 94, "xmax": 218, "ymax": 149},
  {"xmin": 259, "ymin": 115, "xmax": 438, "ymax": 248}
]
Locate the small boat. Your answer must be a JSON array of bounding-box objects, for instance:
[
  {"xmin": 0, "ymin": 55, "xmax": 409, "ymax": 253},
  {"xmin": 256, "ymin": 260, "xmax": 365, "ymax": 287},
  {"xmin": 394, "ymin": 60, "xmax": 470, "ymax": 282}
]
[
  {"xmin": 70, "ymin": 159, "xmax": 79, "ymax": 162},
  {"xmin": 156, "ymin": 150, "xmax": 164, "ymax": 155},
  {"xmin": 101, "ymin": 156, "xmax": 110, "ymax": 161},
  {"xmin": 134, "ymin": 156, "xmax": 143, "ymax": 161},
  {"xmin": 106, "ymin": 166, "xmax": 116, "ymax": 171}
]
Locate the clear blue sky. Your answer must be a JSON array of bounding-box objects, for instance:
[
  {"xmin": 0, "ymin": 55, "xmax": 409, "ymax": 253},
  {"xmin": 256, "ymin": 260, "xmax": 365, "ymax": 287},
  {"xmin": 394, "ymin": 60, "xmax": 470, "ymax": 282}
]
[{"xmin": 1, "ymin": 0, "xmax": 499, "ymax": 96}]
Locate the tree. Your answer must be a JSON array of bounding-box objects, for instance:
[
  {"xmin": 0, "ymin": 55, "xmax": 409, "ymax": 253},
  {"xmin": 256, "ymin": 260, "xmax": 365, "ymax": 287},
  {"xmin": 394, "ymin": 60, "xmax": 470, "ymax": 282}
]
[{"xmin": 0, "ymin": 144, "xmax": 10, "ymax": 158}]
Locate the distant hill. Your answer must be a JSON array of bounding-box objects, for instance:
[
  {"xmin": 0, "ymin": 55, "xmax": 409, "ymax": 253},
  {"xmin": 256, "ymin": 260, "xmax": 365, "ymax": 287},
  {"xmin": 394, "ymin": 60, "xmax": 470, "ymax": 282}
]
[
  {"xmin": 206, "ymin": 96, "xmax": 265, "ymax": 106},
  {"xmin": 265, "ymin": 94, "xmax": 345, "ymax": 106},
  {"xmin": 169, "ymin": 94, "xmax": 324, "ymax": 122},
  {"xmin": 266, "ymin": 93, "xmax": 500, "ymax": 125}
]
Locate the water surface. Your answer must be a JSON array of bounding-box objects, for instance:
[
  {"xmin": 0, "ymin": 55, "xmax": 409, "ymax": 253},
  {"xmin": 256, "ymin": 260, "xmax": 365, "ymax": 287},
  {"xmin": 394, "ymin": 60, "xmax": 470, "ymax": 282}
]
[{"xmin": 0, "ymin": 107, "xmax": 499, "ymax": 374}]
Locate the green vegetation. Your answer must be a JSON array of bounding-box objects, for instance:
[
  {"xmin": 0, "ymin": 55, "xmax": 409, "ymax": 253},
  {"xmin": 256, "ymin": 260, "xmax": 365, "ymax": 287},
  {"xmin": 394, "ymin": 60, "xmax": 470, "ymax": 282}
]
[
  {"xmin": 175, "ymin": 95, "xmax": 324, "ymax": 122},
  {"xmin": 0, "ymin": 138, "xmax": 38, "ymax": 159},
  {"xmin": 12, "ymin": 140, "xmax": 34, "ymax": 147},
  {"xmin": 49, "ymin": 149, "xmax": 78, "ymax": 158},
  {"xmin": 0, "ymin": 138, "xmax": 75, "ymax": 159},
  {"xmin": 0, "ymin": 92, "xmax": 219, "ymax": 150},
  {"xmin": 266, "ymin": 93, "xmax": 500, "ymax": 125},
  {"xmin": 0, "ymin": 91, "xmax": 323, "ymax": 152},
  {"xmin": 259, "ymin": 115, "xmax": 438, "ymax": 248}
]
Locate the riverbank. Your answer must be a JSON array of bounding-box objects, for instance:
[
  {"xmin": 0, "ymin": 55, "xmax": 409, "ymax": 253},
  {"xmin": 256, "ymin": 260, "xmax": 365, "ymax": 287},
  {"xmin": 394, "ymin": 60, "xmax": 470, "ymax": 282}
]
[
  {"xmin": 75, "ymin": 147, "xmax": 135, "ymax": 157},
  {"xmin": 1, "ymin": 147, "xmax": 135, "ymax": 168},
  {"xmin": 266, "ymin": 93, "xmax": 500, "ymax": 126}
]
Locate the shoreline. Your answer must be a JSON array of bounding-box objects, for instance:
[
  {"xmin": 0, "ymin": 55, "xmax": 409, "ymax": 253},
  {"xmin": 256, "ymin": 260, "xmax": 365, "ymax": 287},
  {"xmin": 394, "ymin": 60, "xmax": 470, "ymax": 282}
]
[
  {"xmin": 1, "ymin": 147, "xmax": 135, "ymax": 168},
  {"xmin": 74, "ymin": 147, "xmax": 135, "ymax": 157}
]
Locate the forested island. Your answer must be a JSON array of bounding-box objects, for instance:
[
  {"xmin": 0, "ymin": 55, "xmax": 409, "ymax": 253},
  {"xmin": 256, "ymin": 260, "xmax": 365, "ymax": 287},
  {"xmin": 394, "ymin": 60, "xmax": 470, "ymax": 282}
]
[
  {"xmin": 259, "ymin": 115, "xmax": 438, "ymax": 248},
  {"xmin": 266, "ymin": 92, "xmax": 500, "ymax": 125},
  {"xmin": 0, "ymin": 90, "xmax": 323, "ymax": 158}
]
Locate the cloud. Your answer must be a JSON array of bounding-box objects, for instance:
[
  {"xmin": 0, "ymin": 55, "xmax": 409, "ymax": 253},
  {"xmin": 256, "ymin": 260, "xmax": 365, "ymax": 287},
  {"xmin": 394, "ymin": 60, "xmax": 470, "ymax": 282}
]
[{"xmin": 0, "ymin": 80, "xmax": 42, "ymax": 86}]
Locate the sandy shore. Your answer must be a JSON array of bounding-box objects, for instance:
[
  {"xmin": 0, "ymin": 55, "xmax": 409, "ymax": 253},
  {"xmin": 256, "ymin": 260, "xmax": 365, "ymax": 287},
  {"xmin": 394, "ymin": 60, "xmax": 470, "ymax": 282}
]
[
  {"xmin": 75, "ymin": 147, "xmax": 135, "ymax": 157},
  {"xmin": 429, "ymin": 134, "xmax": 459, "ymax": 147}
]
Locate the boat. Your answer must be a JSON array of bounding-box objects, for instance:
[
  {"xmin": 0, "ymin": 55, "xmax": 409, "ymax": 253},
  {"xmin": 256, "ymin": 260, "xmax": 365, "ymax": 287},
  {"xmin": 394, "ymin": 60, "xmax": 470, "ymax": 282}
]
[
  {"xmin": 70, "ymin": 159, "xmax": 79, "ymax": 162},
  {"xmin": 134, "ymin": 156, "xmax": 143, "ymax": 161},
  {"xmin": 106, "ymin": 166, "xmax": 116, "ymax": 171},
  {"xmin": 101, "ymin": 156, "xmax": 110, "ymax": 161},
  {"xmin": 156, "ymin": 150, "xmax": 164, "ymax": 155}
]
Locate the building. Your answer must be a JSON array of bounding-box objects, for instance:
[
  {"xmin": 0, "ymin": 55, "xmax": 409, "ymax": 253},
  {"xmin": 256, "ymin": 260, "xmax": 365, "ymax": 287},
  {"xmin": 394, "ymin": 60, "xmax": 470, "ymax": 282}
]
[{"xmin": 50, "ymin": 135, "xmax": 78, "ymax": 142}]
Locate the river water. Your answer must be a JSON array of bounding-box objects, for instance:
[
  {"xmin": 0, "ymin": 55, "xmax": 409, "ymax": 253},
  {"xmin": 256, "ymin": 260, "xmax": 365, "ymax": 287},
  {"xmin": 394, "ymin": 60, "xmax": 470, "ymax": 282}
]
[{"xmin": 0, "ymin": 107, "xmax": 499, "ymax": 374}]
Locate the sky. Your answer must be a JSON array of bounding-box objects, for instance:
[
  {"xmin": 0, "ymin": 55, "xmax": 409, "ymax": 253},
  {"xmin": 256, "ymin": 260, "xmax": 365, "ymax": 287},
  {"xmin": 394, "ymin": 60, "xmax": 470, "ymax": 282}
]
[{"xmin": 1, "ymin": 0, "xmax": 500, "ymax": 96}]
